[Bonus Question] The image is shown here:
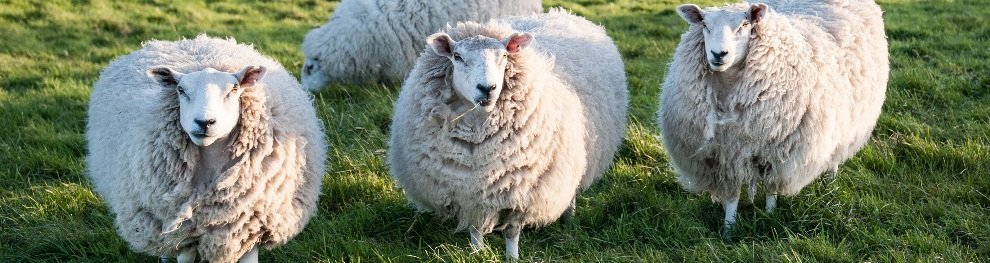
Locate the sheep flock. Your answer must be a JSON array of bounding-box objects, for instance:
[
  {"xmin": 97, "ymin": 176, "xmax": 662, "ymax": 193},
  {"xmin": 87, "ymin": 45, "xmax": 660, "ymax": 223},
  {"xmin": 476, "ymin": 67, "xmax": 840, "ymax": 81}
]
[{"xmin": 81, "ymin": 0, "xmax": 894, "ymax": 261}]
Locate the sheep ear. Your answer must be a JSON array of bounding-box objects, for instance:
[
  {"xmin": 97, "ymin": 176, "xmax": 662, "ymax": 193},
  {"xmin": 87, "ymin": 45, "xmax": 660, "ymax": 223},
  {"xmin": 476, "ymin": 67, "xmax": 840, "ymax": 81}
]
[
  {"xmin": 749, "ymin": 3, "xmax": 768, "ymax": 24},
  {"xmin": 503, "ymin": 32, "xmax": 533, "ymax": 54},
  {"xmin": 234, "ymin": 65, "xmax": 267, "ymax": 89},
  {"xmin": 147, "ymin": 66, "xmax": 183, "ymax": 89},
  {"xmin": 677, "ymin": 4, "xmax": 704, "ymax": 25},
  {"xmin": 426, "ymin": 33, "xmax": 455, "ymax": 57}
]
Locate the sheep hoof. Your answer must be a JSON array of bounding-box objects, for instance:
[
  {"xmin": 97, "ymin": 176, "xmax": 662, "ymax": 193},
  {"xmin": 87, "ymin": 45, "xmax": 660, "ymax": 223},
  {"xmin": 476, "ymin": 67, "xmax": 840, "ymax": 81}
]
[{"xmin": 159, "ymin": 256, "xmax": 170, "ymax": 263}]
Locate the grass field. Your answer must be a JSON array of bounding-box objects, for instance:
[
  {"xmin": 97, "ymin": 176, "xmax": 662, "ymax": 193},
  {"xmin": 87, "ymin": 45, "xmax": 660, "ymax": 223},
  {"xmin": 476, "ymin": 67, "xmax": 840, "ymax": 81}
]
[{"xmin": 1, "ymin": 0, "xmax": 988, "ymax": 262}]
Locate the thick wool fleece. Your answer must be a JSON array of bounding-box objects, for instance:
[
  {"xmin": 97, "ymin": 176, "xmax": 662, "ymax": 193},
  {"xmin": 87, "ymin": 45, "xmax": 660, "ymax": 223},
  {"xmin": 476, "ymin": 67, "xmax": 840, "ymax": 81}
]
[
  {"xmin": 301, "ymin": 0, "xmax": 541, "ymax": 88},
  {"xmin": 87, "ymin": 35, "xmax": 327, "ymax": 262},
  {"xmin": 658, "ymin": 0, "xmax": 889, "ymax": 201},
  {"xmin": 388, "ymin": 9, "xmax": 628, "ymax": 234}
]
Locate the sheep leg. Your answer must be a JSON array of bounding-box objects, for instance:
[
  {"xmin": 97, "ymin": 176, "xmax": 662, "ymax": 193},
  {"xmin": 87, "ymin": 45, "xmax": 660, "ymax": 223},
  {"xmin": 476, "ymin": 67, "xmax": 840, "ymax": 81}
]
[
  {"xmin": 747, "ymin": 180, "xmax": 757, "ymax": 204},
  {"xmin": 721, "ymin": 194, "xmax": 740, "ymax": 237},
  {"xmin": 469, "ymin": 226, "xmax": 486, "ymax": 252},
  {"xmin": 238, "ymin": 246, "xmax": 259, "ymax": 263},
  {"xmin": 826, "ymin": 166, "xmax": 839, "ymax": 183},
  {"xmin": 503, "ymin": 224, "xmax": 521, "ymax": 261},
  {"xmin": 159, "ymin": 256, "xmax": 170, "ymax": 263},
  {"xmin": 559, "ymin": 196, "xmax": 576, "ymax": 223},
  {"xmin": 766, "ymin": 193, "xmax": 778, "ymax": 213},
  {"xmin": 176, "ymin": 248, "xmax": 196, "ymax": 263}
]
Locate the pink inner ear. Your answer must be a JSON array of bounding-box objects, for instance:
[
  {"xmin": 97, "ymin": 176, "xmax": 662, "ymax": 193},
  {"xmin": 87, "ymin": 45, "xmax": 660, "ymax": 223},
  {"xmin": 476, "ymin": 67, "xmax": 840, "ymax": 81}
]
[{"xmin": 506, "ymin": 34, "xmax": 531, "ymax": 53}]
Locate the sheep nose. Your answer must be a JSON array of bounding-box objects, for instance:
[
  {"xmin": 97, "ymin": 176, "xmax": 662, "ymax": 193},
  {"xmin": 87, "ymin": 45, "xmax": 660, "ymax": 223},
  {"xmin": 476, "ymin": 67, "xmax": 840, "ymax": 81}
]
[
  {"xmin": 711, "ymin": 50, "xmax": 729, "ymax": 60},
  {"xmin": 304, "ymin": 64, "xmax": 314, "ymax": 75},
  {"xmin": 476, "ymin": 84, "xmax": 495, "ymax": 93},
  {"xmin": 194, "ymin": 118, "xmax": 216, "ymax": 130}
]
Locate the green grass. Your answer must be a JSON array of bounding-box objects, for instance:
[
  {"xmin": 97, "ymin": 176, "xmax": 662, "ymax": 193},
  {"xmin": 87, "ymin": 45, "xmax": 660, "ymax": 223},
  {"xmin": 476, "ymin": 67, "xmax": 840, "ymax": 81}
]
[{"xmin": 1, "ymin": 0, "xmax": 988, "ymax": 262}]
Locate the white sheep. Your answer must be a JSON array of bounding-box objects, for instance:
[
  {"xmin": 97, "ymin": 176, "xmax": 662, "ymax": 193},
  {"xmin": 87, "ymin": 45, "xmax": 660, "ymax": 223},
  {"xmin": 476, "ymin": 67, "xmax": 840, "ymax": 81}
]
[
  {"xmin": 86, "ymin": 35, "xmax": 327, "ymax": 262},
  {"xmin": 388, "ymin": 9, "xmax": 628, "ymax": 260},
  {"xmin": 657, "ymin": 0, "xmax": 889, "ymax": 233},
  {"xmin": 300, "ymin": 0, "xmax": 542, "ymax": 90}
]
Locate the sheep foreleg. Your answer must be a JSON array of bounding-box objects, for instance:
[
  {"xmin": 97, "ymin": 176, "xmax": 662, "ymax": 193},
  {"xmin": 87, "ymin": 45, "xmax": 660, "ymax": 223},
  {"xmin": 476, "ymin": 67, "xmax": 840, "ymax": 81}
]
[
  {"xmin": 721, "ymin": 194, "xmax": 740, "ymax": 237},
  {"xmin": 176, "ymin": 248, "xmax": 196, "ymax": 263},
  {"xmin": 238, "ymin": 246, "xmax": 258, "ymax": 263},
  {"xmin": 766, "ymin": 193, "xmax": 778, "ymax": 213},
  {"xmin": 469, "ymin": 226, "xmax": 486, "ymax": 252},
  {"xmin": 503, "ymin": 224, "xmax": 521, "ymax": 261}
]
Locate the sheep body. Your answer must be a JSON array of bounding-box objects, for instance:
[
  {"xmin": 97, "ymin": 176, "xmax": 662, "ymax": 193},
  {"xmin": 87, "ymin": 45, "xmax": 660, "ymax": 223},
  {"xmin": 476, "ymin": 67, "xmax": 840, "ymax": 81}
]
[
  {"xmin": 658, "ymin": 0, "xmax": 888, "ymax": 212},
  {"xmin": 300, "ymin": 0, "xmax": 542, "ymax": 90},
  {"xmin": 388, "ymin": 8, "xmax": 627, "ymax": 255},
  {"xmin": 86, "ymin": 35, "xmax": 326, "ymax": 262}
]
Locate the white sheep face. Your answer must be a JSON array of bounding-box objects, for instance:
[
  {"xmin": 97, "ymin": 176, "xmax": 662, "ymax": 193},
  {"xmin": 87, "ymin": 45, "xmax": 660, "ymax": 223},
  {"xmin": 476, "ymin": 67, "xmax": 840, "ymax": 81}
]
[
  {"xmin": 677, "ymin": 3, "xmax": 767, "ymax": 72},
  {"xmin": 147, "ymin": 66, "xmax": 267, "ymax": 146},
  {"xmin": 300, "ymin": 56, "xmax": 327, "ymax": 91},
  {"xmin": 426, "ymin": 32, "xmax": 533, "ymax": 111}
]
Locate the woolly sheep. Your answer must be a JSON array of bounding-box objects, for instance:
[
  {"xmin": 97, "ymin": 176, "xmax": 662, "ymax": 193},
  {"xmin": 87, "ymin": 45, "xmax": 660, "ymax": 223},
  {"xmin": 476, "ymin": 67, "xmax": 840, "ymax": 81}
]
[
  {"xmin": 388, "ymin": 9, "xmax": 628, "ymax": 260},
  {"xmin": 657, "ymin": 0, "xmax": 889, "ymax": 233},
  {"xmin": 86, "ymin": 35, "xmax": 327, "ymax": 262},
  {"xmin": 300, "ymin": 0, "xmax": 542, "ymax": 90}
]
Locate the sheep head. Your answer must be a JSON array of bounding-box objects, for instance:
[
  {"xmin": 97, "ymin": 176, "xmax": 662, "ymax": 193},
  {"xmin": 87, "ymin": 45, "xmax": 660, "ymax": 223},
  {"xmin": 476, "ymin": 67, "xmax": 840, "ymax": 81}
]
[
  {"xmin": 147, "ymin": 65, "xmax": 267, "ymax": 147},
  {"xmin": 426, "ymin": 31, "xmax": 533, "ymax": 112},
  {"xmin": 300, "ymin": 55, "xmax": 325, "ymax": 91},
  {"xmin": 677, "ymin": 3, "xmax": 767, "ymax": 72}
]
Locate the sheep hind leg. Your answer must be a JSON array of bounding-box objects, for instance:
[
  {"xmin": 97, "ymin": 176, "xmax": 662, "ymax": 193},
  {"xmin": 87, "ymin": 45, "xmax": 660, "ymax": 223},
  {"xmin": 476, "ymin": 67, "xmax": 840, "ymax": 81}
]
[
  {"xmin": 176, "ymin": 248, "xmax": 196, "ymax": 263},
  {"xmin": 238, "ymin": 246, "xmax": 258, "ymax": 263},
  {"xmin": 503, "ymin": 223, "xmax": 521, "ymax": 261},
  {"xmin": 469, "ymin": 226, "xmax": 486, "ymax": 252},
  {"xmin": 721, "ymin": 194, "xmax": 741, "ymax": 237}
]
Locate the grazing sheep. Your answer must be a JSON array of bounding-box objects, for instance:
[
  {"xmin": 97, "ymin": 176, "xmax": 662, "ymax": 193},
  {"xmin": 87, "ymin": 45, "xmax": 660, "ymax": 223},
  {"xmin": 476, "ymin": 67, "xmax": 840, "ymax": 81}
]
[
  {"xmin": 300, "ymin": 0, "xmax": 542, "ymax": 90},
  {"xmin": 388, "ymin": 9, "xmax": 628, "ymax": 260},
  {"xmin": 657, "ymin": 0, "xmax": 889, "ymax": 233},
  {"xmin": 86, "ymin": 35, "xmax": 327, "ymax": 262}
]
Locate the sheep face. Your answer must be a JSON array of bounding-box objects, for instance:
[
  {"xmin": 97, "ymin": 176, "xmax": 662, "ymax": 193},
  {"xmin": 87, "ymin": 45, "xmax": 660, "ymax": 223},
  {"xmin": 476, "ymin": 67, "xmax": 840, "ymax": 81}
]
[
  {"xmin": 677, "ymin": 3, "xmax": 767, "ymax": 72},
  {"xmin": 300, "ymin": 56, "xmax": 326, "ymax": 91},
  {"xmin": 426, "ymin": 32, "xmax": 533, "ymax": 111},
  {"xmin": 147, "ymin": 66, "xmax": 267, "ymax": 146}
]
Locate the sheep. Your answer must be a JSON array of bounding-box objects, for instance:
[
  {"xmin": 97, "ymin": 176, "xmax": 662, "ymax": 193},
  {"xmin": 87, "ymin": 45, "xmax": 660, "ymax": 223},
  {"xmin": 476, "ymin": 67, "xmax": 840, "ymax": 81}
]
[
  {"xmin": 300, "ymin": 0, "xmax": 542, "ymax": 90},
  {"xmin": 657, "ymin": 0, "xmax": 889, "ymax": 234},
  {"xmin": 86, "ymin": 35, "xmax": 327, "ymax": 263},
  {"xmin": 387, "ymin": 9, "xmax": 628, "ymax": 260}
]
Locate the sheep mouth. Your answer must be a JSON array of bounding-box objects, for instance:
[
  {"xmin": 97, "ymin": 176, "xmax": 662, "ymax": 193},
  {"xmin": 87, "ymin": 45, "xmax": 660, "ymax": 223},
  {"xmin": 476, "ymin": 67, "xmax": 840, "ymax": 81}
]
[
  {"xmin": 477, "ymin": 99, "xmax": 493, "ymax": 107},
  {"xmin": 189, "ymin": 132, "xmax": 211, "ymax": 139}
]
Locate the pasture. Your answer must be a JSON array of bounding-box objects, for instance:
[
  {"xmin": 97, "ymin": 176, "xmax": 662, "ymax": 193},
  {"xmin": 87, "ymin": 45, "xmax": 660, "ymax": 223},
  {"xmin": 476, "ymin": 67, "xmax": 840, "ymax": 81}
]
[{"xmin": 0, "ymin": 0, "xmax": 987, "ymax": 261}]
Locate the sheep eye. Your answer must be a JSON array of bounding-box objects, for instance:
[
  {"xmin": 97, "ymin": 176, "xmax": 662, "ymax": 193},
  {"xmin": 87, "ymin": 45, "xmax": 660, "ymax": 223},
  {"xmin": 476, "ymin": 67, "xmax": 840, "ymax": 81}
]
[
  {"xmin": 453, "ymin": 53, "xmax": 463, "ymax": 62},
  {"xmin": 176, "ymin": 86, "xmax": 185, "ymax": 94}
]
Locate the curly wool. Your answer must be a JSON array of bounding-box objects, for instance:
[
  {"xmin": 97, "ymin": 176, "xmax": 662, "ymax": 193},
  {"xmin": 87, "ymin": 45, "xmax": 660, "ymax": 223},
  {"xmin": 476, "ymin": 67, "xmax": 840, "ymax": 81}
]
[
  {"xmin": 86, "ymin": 35, "xmax": 326, "ymax": 262},
  {"xmin": 388, "ymin": 9, "xmax": 628, "ymax": 233},
  {"xmin": 658, "ymin": 0, "xmax": 889, "ymax": 201},
  {"xmin": 300, "ymin": 0, "xmax": 541, "ymax": 88}
]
